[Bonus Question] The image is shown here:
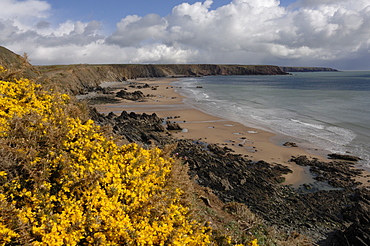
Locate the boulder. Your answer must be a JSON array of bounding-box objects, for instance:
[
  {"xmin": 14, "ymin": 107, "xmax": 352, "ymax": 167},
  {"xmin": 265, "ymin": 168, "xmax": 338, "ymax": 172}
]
[
  {"xmin": 165, "ymin": 121, "xmax": 182, "ymax": 131},
  {"xmin": 116, "ymin": 90, "xmax": 145, "ymax": 101},
  {"xmin": 283, "ymin": 141, "xmax": 298, "ymax": 147}
]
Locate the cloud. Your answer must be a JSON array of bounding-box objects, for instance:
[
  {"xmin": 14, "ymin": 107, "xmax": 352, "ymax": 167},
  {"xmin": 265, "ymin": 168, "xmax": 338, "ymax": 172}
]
[
  {"xmin": 0, "ymin": 0, "xmax": 50, "ymax": 20},
  {"xmin": 1, "ymin": 0, "xmax": 370, "ymax": 69},
  {"xmin": 106, "ymin": 14, "xmax": 168, "ymax": 47}
]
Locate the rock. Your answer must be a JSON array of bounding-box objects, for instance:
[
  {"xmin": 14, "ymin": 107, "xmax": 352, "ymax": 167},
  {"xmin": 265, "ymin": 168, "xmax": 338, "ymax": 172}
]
[
  {"xmin": 94, "ymin": 86, "xmax": 114, "ymax": 94},
  {"xmin": 283, "ymin": 141, "xmax": 298, "ymax": 147},
  {"xmin": 291, "ymin": 155, "xmax": 364, "ymax": 189},
  {"xmin": 328, "ymin": 153, "xmax": 362, "ymax": 162},
  {"xmin": 116, "ymin": 90, "xmax": 145, "ymax": 101},
  {"xmin": 165, "ymin": 121, "xmax": 182, "ymax": 131},
  {"xmin": 290, "ymin": 155, "xmax": 313, "ymax": 166},
  {"xmin": 207, "ymin": 143, "xmax": 231, "ymax": 156},
  {"xmin": 200, "ymin": 196, "xmax": 212, "ymax": 207},
  {"xmin": 90, "ymin": 108, "xmax": 369, "ymax": 246},
  {"xmin": 339, "ymin": 188, "xmax": 370, "ymax": 246},
  {"xmin": 136, "ymin": 83, "xmax": 150, "ymax": 89},
  {"xmin": 90, "ymin": 108, "xmax": 169, "ymax": 146}
]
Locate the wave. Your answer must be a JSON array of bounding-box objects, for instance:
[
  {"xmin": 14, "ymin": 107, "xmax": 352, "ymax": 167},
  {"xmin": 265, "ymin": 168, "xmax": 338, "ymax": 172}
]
[
  {"xmin": 290, "ymin": 119, "xmax": 325, "ymax": 130},
  {"xmin": 173, "ymin": 75, "xmax": 370, "ymax": 168}
]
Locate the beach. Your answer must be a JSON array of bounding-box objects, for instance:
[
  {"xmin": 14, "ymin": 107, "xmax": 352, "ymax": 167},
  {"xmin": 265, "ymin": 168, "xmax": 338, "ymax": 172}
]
[{"xmin": 92, "ymin": 77, "xmax": 370, "ymax": 187}]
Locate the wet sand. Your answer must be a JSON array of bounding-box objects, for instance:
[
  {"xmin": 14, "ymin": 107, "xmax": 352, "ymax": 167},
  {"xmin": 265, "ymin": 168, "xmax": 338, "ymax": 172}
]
[{"xmin": 94, "ymin": 78, "xmax": 369, "ymax": 187}]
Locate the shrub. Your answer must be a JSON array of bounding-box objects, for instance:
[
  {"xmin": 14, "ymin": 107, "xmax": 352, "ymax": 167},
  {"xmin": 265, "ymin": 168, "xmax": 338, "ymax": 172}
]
[{"xmin": 0, "ymin": 67, "xmax": 211, "ymax": 245}]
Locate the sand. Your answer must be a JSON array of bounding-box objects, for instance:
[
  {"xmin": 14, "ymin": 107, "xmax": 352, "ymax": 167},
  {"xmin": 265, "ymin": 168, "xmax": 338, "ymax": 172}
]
[{"xmin": 94, "ymin": 77, "xmax": 370, "ymax": 187}]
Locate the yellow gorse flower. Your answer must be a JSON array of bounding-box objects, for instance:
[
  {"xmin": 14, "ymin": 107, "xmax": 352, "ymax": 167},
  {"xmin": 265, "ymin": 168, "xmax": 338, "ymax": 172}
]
[
  {"xmin": 248, "ymin": 239, "xmax": 259, "ymax": 246},
  {"xmin": 0, "ymin": 66, "xmax": 212, "ymax": 245}
]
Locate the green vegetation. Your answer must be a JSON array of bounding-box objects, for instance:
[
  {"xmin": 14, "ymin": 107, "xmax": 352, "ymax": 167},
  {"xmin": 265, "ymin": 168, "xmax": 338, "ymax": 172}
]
[
  {"xmin": 0, "ymin": 66, "xmax": 216, "ymax": 245},
  {"xmin": 0, "ymin": 45, "xmax": 314, "ymax": 245}
]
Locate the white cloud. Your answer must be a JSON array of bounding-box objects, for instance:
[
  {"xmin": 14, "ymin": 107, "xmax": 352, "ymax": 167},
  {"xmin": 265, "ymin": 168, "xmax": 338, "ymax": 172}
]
[
  {"xmin": 1, "ymin": 0, "xmax": 370, "ymax": 69},
  {"xmin": 0, "ymin": 0, "xmax": 50, "ymax": 20},
  {"xmin": 107, "ymin": 14, "xmax": 168, "ymax": 47}
]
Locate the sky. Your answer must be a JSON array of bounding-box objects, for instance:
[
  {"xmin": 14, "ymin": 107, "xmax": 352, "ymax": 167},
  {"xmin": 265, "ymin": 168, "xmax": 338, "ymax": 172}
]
[{"xmin": 0, "ymin": 0, "xmax": 369, "ymax": 70}]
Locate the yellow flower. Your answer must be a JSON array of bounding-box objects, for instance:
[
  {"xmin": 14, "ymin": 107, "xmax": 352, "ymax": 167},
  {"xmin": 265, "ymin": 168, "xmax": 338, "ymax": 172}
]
[
  {"xmin": 249, "ymin": 239, "xmax": 259, "ymax": 246},
  {"xmin": 0, "ymin": 67, "xmax": 212, "ymax": 245}
]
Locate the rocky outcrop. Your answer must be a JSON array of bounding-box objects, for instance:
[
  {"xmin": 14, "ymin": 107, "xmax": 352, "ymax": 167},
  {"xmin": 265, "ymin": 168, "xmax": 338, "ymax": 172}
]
[
  {"xmin": 90, "ymin": 108, "xmax": 370, "ymax": 245},
  {"xmin": 116, "ymin": 90, "xmax": 146, "ymax": 101},
  {"xmin": 291, "ymin": 156, "xmax": 364, "ymax": 188},
  {"xmin": 90, "ymin": 108, "xmax": 170, "ymax": 146},
  {"xmin": 340, "ymin": 188, "xmax": 370, "ymax": 246},
  {"xmin": 328, "ymin": 153, "xmax": 362, "ymax": 162},
  {"xmin": 165, "ymin": 121, "xmax": 182, "ymax": 131}
]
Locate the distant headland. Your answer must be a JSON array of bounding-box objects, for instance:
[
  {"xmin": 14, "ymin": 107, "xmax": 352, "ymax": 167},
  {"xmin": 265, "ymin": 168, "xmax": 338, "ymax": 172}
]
[{"xmin": 280, "ymin": 66, "xmax": 339, "ymax": 72}]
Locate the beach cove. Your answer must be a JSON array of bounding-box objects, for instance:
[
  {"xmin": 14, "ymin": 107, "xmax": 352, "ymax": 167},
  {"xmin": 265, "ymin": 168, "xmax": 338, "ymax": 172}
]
[
  {"xmin": 86, "ymin": 75, "xmax": 370, "ymax": 244},
  {"xmin": 93, "ymin": 77, "xmax": 370, "ymax": 188}
]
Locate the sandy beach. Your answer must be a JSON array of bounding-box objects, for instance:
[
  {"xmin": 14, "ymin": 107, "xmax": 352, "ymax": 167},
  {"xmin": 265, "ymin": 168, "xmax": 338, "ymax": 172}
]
[{"xmin": 93, "ymin": 77, "xmax": 370, "ymax": 187}]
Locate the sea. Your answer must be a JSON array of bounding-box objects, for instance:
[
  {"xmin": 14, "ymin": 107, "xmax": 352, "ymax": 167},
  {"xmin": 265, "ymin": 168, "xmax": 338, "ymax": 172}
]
[{"xmin": 172, "ymin": 71, "xmax": 370, "ymax": 169}]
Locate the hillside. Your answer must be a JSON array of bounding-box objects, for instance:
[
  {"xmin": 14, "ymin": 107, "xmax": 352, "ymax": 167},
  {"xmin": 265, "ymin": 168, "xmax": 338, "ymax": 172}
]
[
  {"xmin": 0, "ymin": 46, "xmax": 40, "ymax": 80},
  {"xmin": 37, "ymin": 64, "xmax": 288, "ymax": 95}
]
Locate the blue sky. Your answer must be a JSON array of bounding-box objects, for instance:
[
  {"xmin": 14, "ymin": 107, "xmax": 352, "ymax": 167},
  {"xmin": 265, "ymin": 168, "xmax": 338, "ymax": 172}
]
[{"xmin": 1, "ymin": 0, "xmax": 369, "ymax": 69}]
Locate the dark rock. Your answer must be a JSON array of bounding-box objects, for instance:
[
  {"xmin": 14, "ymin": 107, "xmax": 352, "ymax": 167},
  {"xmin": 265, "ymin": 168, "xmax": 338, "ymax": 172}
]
[
  {"xmin": 337, "ymin": 188, "xmax": 370, "ymax": 246},
  {"xmin": 90, "ymin": 108, "xmax": 168, "ymax": 147},
  {"xmin": 89, "ymin": 108, "xmax": 369, "ymax": 246},
  {"xmin": 165, "ymin": 121, "xmax": 182, "ymax": 131},
  {"xmin": 116, "ymin": 90, "xmax": 145, "ymax": 101},
  {"xmin": 94, "ymin": 85, "xmax": 114, "ymax": 94},
  {"xmin": 136, "ymin": 83, "xmax": 150, "ymax": 89},
  {"xmin": 207, "ymin": 143, "xmax": 231, "ymax": 156},
  {"xmin": 290, "ymin": 155, "xmax": 313, "ymax": 166},
  {"xmin": 328, "ymin": 153, "xmax": 362, "ymax": 162},
  {"xmin": 283, "ymin": 141, "xmax": 298, "ymax": 147},
  {"xmin": 291, "ymin": 155, "xmax": 364, "ymax": 189},
  {"xmin": 200, "ymin": 196, "xmax": 212, "ymax": 207}
]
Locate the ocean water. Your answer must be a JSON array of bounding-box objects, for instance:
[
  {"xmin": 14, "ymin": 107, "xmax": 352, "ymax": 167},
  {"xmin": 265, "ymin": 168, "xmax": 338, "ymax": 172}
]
[{"xmin": 172, "ymin": 71, "xmax": 370, "ymax": 168}]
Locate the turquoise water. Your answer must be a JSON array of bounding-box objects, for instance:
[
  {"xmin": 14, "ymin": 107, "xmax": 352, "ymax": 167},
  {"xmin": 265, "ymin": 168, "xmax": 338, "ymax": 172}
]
[{"xmin": 173, "ymin": 71, "xmax": 370, "ymax": 168}]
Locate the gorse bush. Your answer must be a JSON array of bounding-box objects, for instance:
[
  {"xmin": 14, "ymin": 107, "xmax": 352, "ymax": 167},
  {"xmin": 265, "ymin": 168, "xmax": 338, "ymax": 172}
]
[{"xmin": 0, "ymin": 66, "xmax": 213, "ymax": 245}]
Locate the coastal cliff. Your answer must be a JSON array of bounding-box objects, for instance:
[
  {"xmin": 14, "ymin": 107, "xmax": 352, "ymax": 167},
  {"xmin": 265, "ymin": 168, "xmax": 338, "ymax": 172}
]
[
  {"xmin": 280, "ymin": 66, "xmax": 339, "ymax": 72},
  {"xmin": 37, "ymin": 63, "xmax": 288, "ymax": 95}
]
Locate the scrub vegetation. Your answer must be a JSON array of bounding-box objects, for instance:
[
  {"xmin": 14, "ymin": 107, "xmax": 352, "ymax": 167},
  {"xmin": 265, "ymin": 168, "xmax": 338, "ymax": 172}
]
[{"xmin": 0, "ymin": 66, "xmax": 263, "ymax": 245}]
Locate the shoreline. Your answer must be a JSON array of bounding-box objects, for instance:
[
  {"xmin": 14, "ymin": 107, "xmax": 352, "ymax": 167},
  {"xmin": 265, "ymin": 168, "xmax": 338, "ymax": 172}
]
[{"xmin": 93, "ymin": 77, "xmax": 370, "ymax": 187}]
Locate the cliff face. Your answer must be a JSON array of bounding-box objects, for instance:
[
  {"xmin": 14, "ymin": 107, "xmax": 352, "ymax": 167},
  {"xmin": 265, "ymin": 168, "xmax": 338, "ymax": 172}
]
[
  {"xmin": 280, "ymin": 66, "xmax": 339, "ymax": 72},
  {"xmin": 37, "ymin": 64, "xmax": 288, "ymax": 95},
  {"xmin": 0, "ymin": 45, "xmax": 287, "ymax": 95}
]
